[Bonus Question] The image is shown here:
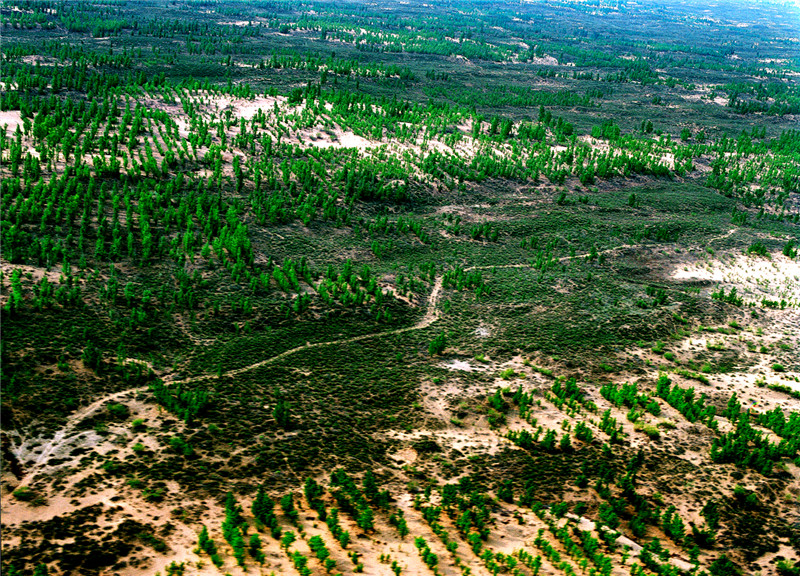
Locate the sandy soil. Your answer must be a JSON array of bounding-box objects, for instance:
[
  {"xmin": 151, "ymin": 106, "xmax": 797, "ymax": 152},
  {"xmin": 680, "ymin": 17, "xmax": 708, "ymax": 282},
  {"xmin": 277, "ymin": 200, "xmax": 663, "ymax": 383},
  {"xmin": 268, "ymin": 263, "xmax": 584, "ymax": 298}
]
[
  {"xmin": 529, "ymin": 55, "xmax": 559, "ymax": 66},
  {"xmin": 291, "ymin": 126, "xmax": 378, "ymax": 150},
  {"xmin": 0, "ymin": 110, "xmax": 24, "ymax": 134},
  {"xmin": 230, "ymin": 95, "xmax": 286, "ymax": 120},
  {"xmin": 672, "ymin": 250, "xmax": 800, "ymax": 304}
]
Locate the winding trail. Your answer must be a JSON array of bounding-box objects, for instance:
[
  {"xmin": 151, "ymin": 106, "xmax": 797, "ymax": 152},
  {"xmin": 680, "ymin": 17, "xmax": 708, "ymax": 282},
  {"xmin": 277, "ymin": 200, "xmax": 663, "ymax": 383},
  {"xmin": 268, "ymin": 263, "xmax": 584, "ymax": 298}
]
[
  {"xmin": 179, "ymin": 241, "xmax": 633, "ymax": 386},
  {"xmin": 213, "ymin": 273, "xmax": 446, "ymax": 383},
  {"xmin": 6, "ymin": 277, "xmax": 447, "ymax": 487},
  {"xmin": 10, "ymin": 236, "xmax": 733, "ymax": 484}
]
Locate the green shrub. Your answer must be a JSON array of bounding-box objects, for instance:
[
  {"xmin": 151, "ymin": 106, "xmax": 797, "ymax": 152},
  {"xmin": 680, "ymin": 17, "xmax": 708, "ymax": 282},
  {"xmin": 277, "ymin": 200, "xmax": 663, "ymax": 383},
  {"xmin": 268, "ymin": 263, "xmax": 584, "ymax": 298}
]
[
  {"xmin": 428, "ymin": 332, "xmax": 447, "ymax": 356},
  {"xmin": 12, "ymin": 487, "xmax": 36, "ymax": 501},
  {"xmin": 767, "ymin": 383, "xmax": 800, "ymax": 399},
  {"xmin": 487, "ymin": 408, "xmax": 506, "ymax": 428},
  {"xmin": 746, "ymin": 241, "xmax": 769, "ymax": 257},
  {"xmin": 530, "ymin": 365, "xmax": 554, "ymax": 377},
  {"xmin": 709, "ymin": 554, "xmax": 742, "ymax": 576},
  {"xmin": 675, "ymin": 367, "xmax": 709, "ymax": 384},
  {"xmin": 634, "ymin": 421, "xmax": 660, "ymax": 439},
  {"xmin": 777, "ymin": 559, "xmax": 800, "ymax": 576},
  {"xmin": 783, "ymin": 239, "xmax": 798, "ymax": 259},
  {"xmin": 127, "ymin": 477, "xmax": 145, "ymax": 489},
  {"xmin": 107, "ymin": 403, "xmax": 129, "ymax": 419},
  {"xmin": 138, "ymin": 531, "xmax": 168, "ymax": 552}
]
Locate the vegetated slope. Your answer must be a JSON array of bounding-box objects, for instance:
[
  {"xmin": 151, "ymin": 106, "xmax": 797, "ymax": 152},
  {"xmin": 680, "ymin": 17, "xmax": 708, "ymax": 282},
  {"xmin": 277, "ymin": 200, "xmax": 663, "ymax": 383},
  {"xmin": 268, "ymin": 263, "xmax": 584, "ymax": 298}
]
[{"xmin": 1, "ymin": 0, "xmax": 799, "ymax": 575}]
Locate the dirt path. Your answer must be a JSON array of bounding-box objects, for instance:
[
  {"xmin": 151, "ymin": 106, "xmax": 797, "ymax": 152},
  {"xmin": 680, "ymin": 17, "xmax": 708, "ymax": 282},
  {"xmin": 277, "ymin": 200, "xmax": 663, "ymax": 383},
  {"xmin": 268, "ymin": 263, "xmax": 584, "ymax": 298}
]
[
  {"xmin": 6, "ymin": 276, "xmax": 444, "ymax": 484},
  {"xmin": 172, "ymin": 243, "xmax": 639, "ymax": 386},
  {"xmin": 10, "ymin": 354, "xmax": 155, "ymax": 488},
  {"xmin": 13, "ymin": 238, "xmax": 723, "ymax": 479},
  {"xmin": 705, "ymin": 227, "xmax": 738, "ymax": 245},
  {"xmin": 11, "ymin": 384, "xmax": 149, "ymax": 490},
  {"xmin": 182, "ymin": 274, "xmax": 446, "ymax": 384},
  {"xmin": 174, "ymin": 314, "xmax": 217, "ymax": 347}
]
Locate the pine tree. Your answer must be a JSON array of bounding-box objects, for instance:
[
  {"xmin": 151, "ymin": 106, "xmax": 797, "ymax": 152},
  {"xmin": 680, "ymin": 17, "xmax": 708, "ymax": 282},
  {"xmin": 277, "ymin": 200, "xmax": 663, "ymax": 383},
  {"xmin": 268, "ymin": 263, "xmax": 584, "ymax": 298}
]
[
  {"xmin": 281, "ymin": 493, "xmax": 299, "ymax": 524},
  {"xmin": 249, "ymin": 533, "xmax": 265, "ymax": 563},
  {"xmin": 222, "ymin": 492, "xmax": 246, "ymax": 543},
  {"xmin": 304, "ymin": 477, "xmax": 326, "ymax": 519},
  {"xmin": 497, "ymin": 479, "xmax": 514, "ymax": 503},
  {"xmin": 357, "ymin": 506, "xmax": 374, "ymax": 531},
  {"xmin": 197, "ymin": 525, "xmax": 217, "ymax": 555},
  {"xmin": 274, "ymin": 396, "xmax": 292, "ymax": 429},
  {"xmin": 281, "ymin": 530, "xmax": 296, "ymax": 549},
  {"xmin": 339, "ymin": 530, "xmax": 351, "ymax": 547},
  {"xmin": 251, "ymin": 486, "xmax": 269, "ymax": 521},
  {"xmin": 362, "ymin": 471, "xmax": 378, "ymax": 501},
  {"xmin": 231, "ymin": 531, "xmax": 246, "ymax": 567}
]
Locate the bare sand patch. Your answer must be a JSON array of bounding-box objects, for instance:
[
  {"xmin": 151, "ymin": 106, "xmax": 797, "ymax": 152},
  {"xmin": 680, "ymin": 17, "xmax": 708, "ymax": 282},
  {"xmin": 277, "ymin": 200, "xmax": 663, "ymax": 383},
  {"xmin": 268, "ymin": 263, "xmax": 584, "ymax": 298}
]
[
  {"xmin": 0, "ymin": 110, "xmax": 23, "ymax": 135},
  {"xmin": 295, "ymin": 127, "xmax": 378, "ymax": 150},
  {"xmin": 385, "ymin": 428, "xmax": 512, "ymax": 455},
  {"xmin": 441, "ymin": 359, "xmax": 479, "ymax": 372},
  {"xmin": 672, "ymin": 251, "xmax": 800, "ymax": 304},
  {"xmin": 217, "ymin": 20, "xmax": 254, "ymax": 26},
  {"xmin": 530, "ymin": 55, "xmax": 559, "ymax": 66},
  {"xmin": 226, "ymin": 95, "xmax": 286, "ymax": 119}
]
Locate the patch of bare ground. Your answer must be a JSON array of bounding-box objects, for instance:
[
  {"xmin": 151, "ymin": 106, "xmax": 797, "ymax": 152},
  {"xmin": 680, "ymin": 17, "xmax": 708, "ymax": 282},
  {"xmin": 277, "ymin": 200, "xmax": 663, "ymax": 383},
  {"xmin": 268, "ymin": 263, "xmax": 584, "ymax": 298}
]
[
  {"xmin": 673, "ymin": 250, "xmax": 800, "ymax": 305},
  {"xmin": 0, "ymin": 109, "xmax": 24, "ymax": 134},
  {"xmin": 289, "ymin": 125, "xmax": 378, "ymax": 150}
]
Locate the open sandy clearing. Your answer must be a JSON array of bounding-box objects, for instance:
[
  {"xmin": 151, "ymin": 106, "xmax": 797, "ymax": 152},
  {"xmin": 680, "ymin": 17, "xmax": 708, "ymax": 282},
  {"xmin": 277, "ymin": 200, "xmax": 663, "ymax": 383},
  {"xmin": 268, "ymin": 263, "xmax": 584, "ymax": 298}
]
[{"xmin": 672, "ymin": 250, "xmax": 800, "ymax": 304}]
